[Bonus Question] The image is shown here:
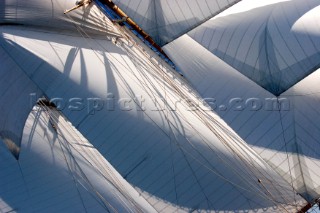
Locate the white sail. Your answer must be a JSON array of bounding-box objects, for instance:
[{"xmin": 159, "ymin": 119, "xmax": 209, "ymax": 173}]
[
  {"xmin": 163, "ymin": 0, "xmax": 320, "ymax": 204},
  {"xmin": 0, "ymin": 46, "xmax": 43, "ymax": 159},
  {"xmin": 0, "ymin": 0, "xmax": 121, "ymax": 37},
  {"xmin": 185, "ymin": 0, "xmax": 320, "ymax": 96},
  {"xmin": 111, "ymin": 0, "xmax": 241, "ymax": 45},
  {"xmin": 0, "ymin": 105, "xmax": 156, "ymax": 212},
  {"xmin": 0, "ymin": 0, "xmax": 317, "ymax": 212}
]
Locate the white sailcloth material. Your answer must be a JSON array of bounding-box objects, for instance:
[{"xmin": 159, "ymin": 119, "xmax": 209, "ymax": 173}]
[
  {"xmin": 186, "ymin": 0, "xmax": 320, "ymax": 96},
  {"xmin": 0, "ymin": 0, "xmax": 121, "ymax": 38},
  {"xmin": 0, "ymin": 105, "xmax": 156, "ymax": 212},
  {"xmin": 0, "ymin": 0, "xmax": 313, "ymax": 212},
  {"xmin": 0, "ymin": 46, "xmax": 43, "ymax": 159},
  {"xmin": 111, "ymin": 0, "xmax": 241, "ymax": 46},
  {"xmin": 163, "ymin": 0, "xmax": 320, "ymax": 204}
]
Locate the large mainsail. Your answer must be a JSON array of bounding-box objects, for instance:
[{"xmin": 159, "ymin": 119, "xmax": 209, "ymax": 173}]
[{"xmin": 0, "ymin": 0, "xmax": 318, "ymax": 212}]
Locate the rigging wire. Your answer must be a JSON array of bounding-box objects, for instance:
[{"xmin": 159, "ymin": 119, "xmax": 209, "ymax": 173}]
[
  {"xmin": 39, "ymin": 2, "xmax": 306, "ymax": 211},
  {"xmin": 38, "ymin": 102, "xmax": 116, "ymax": 212},
  {"xmin": 37, "ymin": 101, "xmax": 147, "ymax": 212},
  {"xmin": 120, "ymin": 39, "xmax": 298, "ymax": 209},
  {"xmin": 277, "ymin": 97, "xmax": 299, "ymax": 210}
]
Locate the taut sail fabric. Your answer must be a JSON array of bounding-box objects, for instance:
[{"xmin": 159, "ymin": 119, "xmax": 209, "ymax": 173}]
[
  {"xmin": 186, "ymin": 0, "xmax": 320, "ymax": 96},
  {"xmin": 111, "ymin": 0, "xmax": 241, "ymax": 45},
  {"xmin": 0, "ymin": 0, "xmax": 121, "ymax": 38},
  {"xmin": 163, "ymin": 0, "xmax": 320, "ymax": 204},
  {"xmin": 0, "ymin": 105, "xmax": 156, "ymax": 212},
  {"xmin": 0, "ymin": 0, "xmax": 317, "ymax": 212},
  {"xmin": 0, "ymin": 23, "xmax": 305, "ymax": 212}
]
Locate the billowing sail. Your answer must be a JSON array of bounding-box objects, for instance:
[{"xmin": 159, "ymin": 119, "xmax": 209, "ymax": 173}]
[
  {"xmin": 0, "ymin": 104, "xmax": 156, "ymax": 212},
  {"xmin": 185, "ymin": 0, "xmax": 320, "ymax": 96},
  {"xmin": 0, "ymin": 46, "xmax": 43, "ymax": 159},
  {"xmin": 0, "ymin": 0, "xmax": 319, "ymax": 212},
  {"xmin": 163, "ymin": 0, "xmax": 320, "ymax": 204},
  {"xmin": 111, "ymin": 0, "xmax": 241, "ymax": 45},
  {"xmin": 1, "ymin": 22, "xmax": 306, "ymax": 212}
]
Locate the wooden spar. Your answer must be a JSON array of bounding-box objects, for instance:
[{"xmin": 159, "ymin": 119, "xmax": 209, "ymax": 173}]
[
  {"xmin": 298, "ymin": 202, "xmax": 312, "ymax": 213},
  {"xmin": 98, "ymin": 0, "xmax": 169, "ymax": 59},
  {"xmin": 64, "ymin": 0, "xmax": 92, "ymax": 14},
  {"xmin": 64, "ymin": 4, "xmax": 84, "ymax": 14},
  {"xmin": 297, "ymin": 199, "xmax": 320, "ymax": 213}
]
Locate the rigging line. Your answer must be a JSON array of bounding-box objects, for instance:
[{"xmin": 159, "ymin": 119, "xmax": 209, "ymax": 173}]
[
  {"xmin": 65, "ymin": 9, "xmax": 174, "ymax": 110},
  {"xmin": 202, "ymin": 112, "xmax": 294, "ymax": 199},
  {"xmin": 171, "ymin": 137, "xmax": 293, "ymax": 207},
  {"xmin": 161, "ymin": 58, "xmax": 179, "ymax": 205},
  {"xmin": 122, "ymin": 80, "xmax": 278, "ymax": 208},
  {"xmin": 39, "ymin": 103, "xmax": 145, "ymax": 212},
  {"xmin": 165, "ymin": 81, "xmax": 288, "ymax": 205},
  {"xmin": 117, "ymin": 73, "xmax": 272, "ymax": 206},
  {"xmin": 62, "ymin": 7, "xmax": 290, "ymax": 206},
  {"xmin": 41, "ymin": 107, "xmax": 94, "ymax": 213},
  {"xmin": 38, "ymin": 104, "xmax": 115, "ymax": 212},
  {"xmin": 40, "ymin": 102, "xmax": 147, "ymax": 212},
  {"xmin": 168, "ymin": 142, "xmax": 180, "ymax": 204},
  {"xmin": 159, "ymin": 64, "xmax": 212, "ymax": 209},
  {"xmin": 126, "ymin": 49, "xmax": 284, "ymax": 205},
  {"xmin": 258, "ymin": 179, "xmax": 290, "ymax": 213},
  {"xmin": 171, "ymin": 136, "xmax": 214, "ymax": 209},
  {"xmin": 130, "ymin": 83, "xmax": 280, "ymax": 207},
  {"xmin": 66, "ymin": 139, "xmax": 144, "ymax": 212},
  {"xmin": 124, "ymin": 46, "xmax": 264, "ymax": 195},
  {"xmin": 171, "ymin": 100, "xmax": 294, "ymax": 205},
  {"xmin": 82, "ymin": 21, "xmax": 296, "ymax": 213},
  {"xmin": 155, "ymin": 70, "xmax": 266, "ymax": 181},
  {"xmin": 61, "ymin": 137, "xmax": 124, "ymax": 213},
  {"xmin": 169, "ymin": 80, "xmax": 294, "ymax": 198},
  {"xmin": 118, "ymin": 51, "xmax": 189, "ymax": 205},
  {"xmin": 56, "ymin": 136, "xmax": 90, "ymax": 213},
  {"xmin": 13, "ymin": 107, "xmax": 46, "ymax": 212},
  {"xmin": 198, "ymin": 115, "xmax": 295, "ymax": 206},
  {"xmin": 39, "ymin": 104, "xmax": 132, "ymax": 213},
  {"xmin": 291, "ymin": 107, "xmax": 312, "ymax": 202},
  {"xmin": 277, "ymin": 97, "xmax": 299, "ymax": 210}
]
